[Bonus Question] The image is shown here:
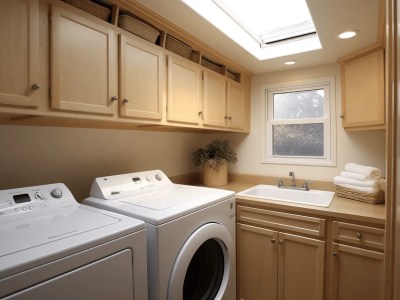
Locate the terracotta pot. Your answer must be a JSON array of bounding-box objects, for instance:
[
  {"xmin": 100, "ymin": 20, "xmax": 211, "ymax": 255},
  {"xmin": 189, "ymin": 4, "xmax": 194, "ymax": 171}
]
[{"xmin": 202, "ymin": 160, "xmax": 228, "ymax": 187}]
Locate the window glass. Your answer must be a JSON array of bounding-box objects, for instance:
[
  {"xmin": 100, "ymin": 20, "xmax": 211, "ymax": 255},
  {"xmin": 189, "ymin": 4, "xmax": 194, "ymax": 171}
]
[
  {"xmin": 273, "ymin": 124, "xmax": 324, "ymax": 156},
  {"xmin": 273, "ymin": 89, "xmax": 324, "ymax": 119}
]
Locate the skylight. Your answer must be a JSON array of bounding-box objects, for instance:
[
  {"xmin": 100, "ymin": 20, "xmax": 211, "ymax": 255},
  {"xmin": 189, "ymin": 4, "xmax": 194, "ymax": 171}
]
[{"xmin": 180, "ymin": 0, "xmax": 322, "ymax": 61}]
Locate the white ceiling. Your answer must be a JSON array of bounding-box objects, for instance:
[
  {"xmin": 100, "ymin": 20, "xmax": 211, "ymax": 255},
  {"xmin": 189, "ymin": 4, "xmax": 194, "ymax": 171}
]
[{"xmin": 136, "ymin": 0, "xmax": 382, "ymax": 74}]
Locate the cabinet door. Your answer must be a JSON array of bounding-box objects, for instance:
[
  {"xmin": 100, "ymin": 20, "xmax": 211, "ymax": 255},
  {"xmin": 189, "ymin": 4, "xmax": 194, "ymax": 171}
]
[
  {"xmin": 341, "ymin": 48, "xmax": 385, "ymax": 129},
  {"xmin": 330, "ymin": 243, "xmax": 384, "ymax": 300},
  {"xmin": 227, "ymin": 80, "xmax": 245, "ymax": 130},
  {"xmin": 166, "ymin": 55, "xmax": 201, "ymax": 124},
  {"xmin": 237, "ymin": 223, "xmax": 278, "ymax": 300},
  {"xmin": 50, "ymin": 6, "xmax": 117, "ymax": 115},
  {"xmin": 0, "ymin": 0, "xmax": 39, "ymax": 107},
  {"xmin": 119, "ymin": 35, "xmax": 163, "ymax": 120},
  {"xmin": 203, "ymin": 71, "xmax": 227, "ymax": 127},
  {"xmin": 278, "ymin": 233, "xmax": 325, "ymax": 300}
]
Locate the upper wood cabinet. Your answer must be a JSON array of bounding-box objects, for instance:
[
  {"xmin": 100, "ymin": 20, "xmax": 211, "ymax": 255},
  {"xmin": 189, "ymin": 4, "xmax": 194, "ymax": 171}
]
[
  {"xmin": 203, "ymin": 70, "xmax": 245, "ymax": 130},
  {"xmin": 0, "ymin": 0, "xmax": 39, "ymax": 107},
  {"xmin": 50, "ymin": 5, "xmax": 117, "ymax": 115},
  {"xmin": 339, "ymin": 46, "xmax": 385, "ymax": 130},
  {"xmin": 166, "ymin": 55, "xmax": 201, "ymax": 124},
  {"xmin": 119, "ymin": 34, "xmax": 164, "ymax": 120},
  {"xmin": 227, "ymin": 80, "xmax": 245, "ymax": 130}
]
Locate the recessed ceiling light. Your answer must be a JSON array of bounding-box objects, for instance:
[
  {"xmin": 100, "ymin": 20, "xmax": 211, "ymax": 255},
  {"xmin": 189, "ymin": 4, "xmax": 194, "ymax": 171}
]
[
  {"xmin": 337, "ymin": 30, "xmax": 359, "ymax": 39},
  {"xmin": 284, "ymin": 60, "xmax": 297, "ymax": 65}
]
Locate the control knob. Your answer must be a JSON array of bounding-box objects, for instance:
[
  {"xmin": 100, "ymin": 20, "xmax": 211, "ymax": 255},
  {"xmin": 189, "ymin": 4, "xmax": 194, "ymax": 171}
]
[
  {"xmin": 155, "ymin": 173, "xmax": 163, "ymax": 181},
  {"xmin": 50, "ymin": 188, "xmax": 63, "ymax": 199}
]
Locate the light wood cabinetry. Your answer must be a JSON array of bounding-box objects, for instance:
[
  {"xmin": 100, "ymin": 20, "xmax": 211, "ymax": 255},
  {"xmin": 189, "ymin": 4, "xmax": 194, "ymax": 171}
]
[
  {"xmin": 203, "ymin": 71, "xmax": 245, "ymax": 130},
  {"xmin": 119, "ymin": 34, "xmax": 163, "ymax": 120},
  {"xmin": 0, "ymin": 0, "xmax": 250, "ymax": 132},
  {"xmin": 50, "ymin": 5, "xmax": 117, "ymax": 115},
  {"xmin": 237, "ymin": 206, "xmax": 325, "ymax": 300},
  {"xmin": 330, "ymin": 222, "xmax": 384, "ymax": 300},
  {"xmin": 0, "ymin": 0, "xmax": 39, "ymax": 107},
  {"xmin": 166, "ymin": 55, "xmax": 201, "ymax": 124},
  {"xmin": 339, "ymin": 45, "xmax": 385, "ymax": 130}
]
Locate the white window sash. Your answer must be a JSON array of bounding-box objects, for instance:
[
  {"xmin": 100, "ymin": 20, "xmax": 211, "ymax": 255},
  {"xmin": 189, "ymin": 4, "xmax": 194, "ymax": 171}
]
[{"xmin": 261, "ymin": 77, "xmax": 336, "ymax": 167}]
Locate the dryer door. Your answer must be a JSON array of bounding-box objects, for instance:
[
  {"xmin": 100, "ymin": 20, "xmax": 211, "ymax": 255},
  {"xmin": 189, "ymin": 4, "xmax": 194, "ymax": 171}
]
[{"xmin": 168, "ymin": 222, "xmax": 234, "ymax": 300}]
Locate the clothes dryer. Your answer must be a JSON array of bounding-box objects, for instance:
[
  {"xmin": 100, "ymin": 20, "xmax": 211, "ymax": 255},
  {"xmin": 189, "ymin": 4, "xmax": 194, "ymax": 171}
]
[
  {"xmin": 0, "ymin": 183, "xmax": 147, "ymax": 300},
  {"xmin": 83, "ymin": 170, "xmax": 236, "ymax": 300}
]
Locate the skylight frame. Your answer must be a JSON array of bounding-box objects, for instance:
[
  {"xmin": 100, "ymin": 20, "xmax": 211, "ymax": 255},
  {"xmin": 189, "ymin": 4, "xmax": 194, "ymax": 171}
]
[
  {"xmin": 211, "ymin": 0, "xmax": 318, "ymax": 46},
  {"xmin": 179, "ymin": 0, "xmax": 322, "ymax": 61}
]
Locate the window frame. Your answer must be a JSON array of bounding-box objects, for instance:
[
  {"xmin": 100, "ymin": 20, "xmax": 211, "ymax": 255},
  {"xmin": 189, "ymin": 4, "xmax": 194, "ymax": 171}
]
[{"xmin": 261, "ymin": 77, "xmax": 336, "ymax": 166}]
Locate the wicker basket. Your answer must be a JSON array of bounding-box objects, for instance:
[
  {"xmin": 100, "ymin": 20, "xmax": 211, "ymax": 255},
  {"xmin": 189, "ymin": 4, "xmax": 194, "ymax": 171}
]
[
  {"xmin": 201, "ymin": 57, "xmax": 224, "ymax": 75},
  {"xmin": 165, "ymin": 35, "xmax": 193, "ymax": 59},
  {"xmin": 63, "ymin": 0, "xmax": 111, "ymax": 21},
  {"xmin": 336, "ymin": 185, "xmax": 385, "ymax": 204},
  {"xmin": 203, "ymin": 160, "xmax": 228, "ymax": 187},
  {"xmin": 226, "ymin": 70, "xmax": 237, "ymax": 81},
  {"xmin": 118, "ymin": 15, "xmax": 160, "ymax": 43}
]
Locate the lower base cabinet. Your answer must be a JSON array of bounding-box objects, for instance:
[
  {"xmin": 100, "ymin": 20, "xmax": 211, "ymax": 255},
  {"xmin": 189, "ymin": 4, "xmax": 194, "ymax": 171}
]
[
  {"xmin": 236, "ymin": 204, "xmax": 385, "ymax": 300},
  {"xmin": 237, "ymin": 223, "xmax": 325, "ymax": 300}
]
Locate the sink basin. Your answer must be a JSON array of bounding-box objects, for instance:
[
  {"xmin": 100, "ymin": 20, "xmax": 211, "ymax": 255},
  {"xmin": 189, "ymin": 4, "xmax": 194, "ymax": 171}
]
[{"xmin": 236, "ymin": 185, "xmax": 335, "ymax": 207}]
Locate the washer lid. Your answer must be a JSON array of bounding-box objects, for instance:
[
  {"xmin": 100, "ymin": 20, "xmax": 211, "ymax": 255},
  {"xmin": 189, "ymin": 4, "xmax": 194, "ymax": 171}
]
[
  {"xmin": 120, "ymin": 185, "xmax": 222, "ymax": 210},
  {"xmin": 85, "ymin": 184, "xmax": 234, "ymax": 225},
  {"xmin": 0, "ymin": 205, "xmax": 119, "ymax": 257}
]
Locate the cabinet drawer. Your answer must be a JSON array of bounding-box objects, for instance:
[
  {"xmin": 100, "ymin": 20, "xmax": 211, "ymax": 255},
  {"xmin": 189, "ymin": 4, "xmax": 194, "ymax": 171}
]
[
  {"xmin": 332, "ymin": 221, "xmax": 384, "ymax": 250},
  {"xmin": 237, "ymin": 205, "xmax": 325, "ymax": 237}
]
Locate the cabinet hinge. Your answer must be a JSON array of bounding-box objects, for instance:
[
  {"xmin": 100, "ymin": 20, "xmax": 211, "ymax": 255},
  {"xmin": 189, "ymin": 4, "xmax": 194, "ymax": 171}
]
[
  {"xmin": 166, "ymin": 59, "xmax": 168, "ymax": 67},
  {"xmin": 202, "ymin": 74, "xmax": 204, "ymax": 80},
  {"xmin": 49, "ymin": 88, "xmax": 52, "ymax": 98}
]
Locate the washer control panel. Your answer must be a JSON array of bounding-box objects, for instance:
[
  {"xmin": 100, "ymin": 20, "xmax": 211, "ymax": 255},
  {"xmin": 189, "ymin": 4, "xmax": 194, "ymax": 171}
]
[
  {"xmin": 90, "ymin": 170, "xmax": 172, "ymax": 200},
  {"xmin": 0, "ymin": 183, "xmax": 76, "ymax": 217}
]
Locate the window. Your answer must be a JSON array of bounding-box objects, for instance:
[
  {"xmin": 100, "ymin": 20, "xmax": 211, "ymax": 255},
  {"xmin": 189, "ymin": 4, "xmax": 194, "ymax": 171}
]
[{"xmin": 262, "ymin": 77, "xmax": 336, "ymax": 166}]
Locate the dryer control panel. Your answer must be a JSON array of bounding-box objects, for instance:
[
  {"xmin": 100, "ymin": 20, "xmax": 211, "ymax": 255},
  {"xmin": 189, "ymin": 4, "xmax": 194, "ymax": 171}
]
[
  {"xmin": 90, "ymin": 170, "xmax": 173, "ymax": 200},
  {"xmin": 0, "ymin": 183, "xmax": 77, "ymax": 217}
]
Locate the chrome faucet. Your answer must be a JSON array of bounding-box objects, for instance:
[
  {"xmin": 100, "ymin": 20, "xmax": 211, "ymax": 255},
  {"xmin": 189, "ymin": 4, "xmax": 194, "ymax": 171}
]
[{"xmin": 289, "ymin": 171, "xmax": 296, "ymax": 187}]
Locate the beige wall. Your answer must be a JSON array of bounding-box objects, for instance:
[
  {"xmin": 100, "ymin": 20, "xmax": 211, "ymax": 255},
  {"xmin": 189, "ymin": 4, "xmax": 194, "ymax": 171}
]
[
  {"xmin": 0, "ymin": 125, "xmax": 210, "ymax": 200},
  {"xmin": 226, "ymin": 63, "xmax": 386, "ymax": 183}
]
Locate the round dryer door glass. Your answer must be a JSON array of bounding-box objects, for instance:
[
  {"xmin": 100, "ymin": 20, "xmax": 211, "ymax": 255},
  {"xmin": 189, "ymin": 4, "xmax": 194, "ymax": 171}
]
[
  {"xmin": 168, "ymin": 223, "xmax": 234, "ymax": 300},
  {"xmin": 183, "ymin": 239, "xmax": 224, "ymax": 300}
]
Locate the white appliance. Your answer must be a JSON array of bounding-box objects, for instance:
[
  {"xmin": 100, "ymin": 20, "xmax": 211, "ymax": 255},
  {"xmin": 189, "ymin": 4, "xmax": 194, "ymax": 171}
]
[
  {"xmin": 0, "ymin": 183, "xmax": 148, "ymax": 300},
  {"xmin": 83, "ymin": 170, "xmax": 236, "ymax": 300}
]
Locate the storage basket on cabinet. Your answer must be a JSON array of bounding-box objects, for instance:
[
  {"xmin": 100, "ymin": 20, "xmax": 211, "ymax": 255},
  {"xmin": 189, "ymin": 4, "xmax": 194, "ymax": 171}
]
[
  {"xmin": 118, "ymin": 14, "xmax": 160, "ymax": 43},
  {"xmin": 63, "ymin": 0, "xmax": 111, "ymax": 21}
]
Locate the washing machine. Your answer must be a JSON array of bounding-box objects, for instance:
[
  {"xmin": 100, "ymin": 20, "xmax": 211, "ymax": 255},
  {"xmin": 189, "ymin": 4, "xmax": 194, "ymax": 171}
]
[
  {"xmin": 83, "ymin": 170, "xmax": 236, "ymax": 300},
  {"xmin": 0, "ymin": 183, "xmax": 148, "ymax": 300}
]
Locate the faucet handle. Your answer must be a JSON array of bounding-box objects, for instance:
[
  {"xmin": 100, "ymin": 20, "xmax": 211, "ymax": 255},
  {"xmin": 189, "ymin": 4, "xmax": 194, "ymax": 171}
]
[
  {"xmin": 302, "ymin": 180, "xmax": 314, "ymax": 190},
  {"xmin": 277, "ymin": 178, "xmax": 284, "ymax": 187}
]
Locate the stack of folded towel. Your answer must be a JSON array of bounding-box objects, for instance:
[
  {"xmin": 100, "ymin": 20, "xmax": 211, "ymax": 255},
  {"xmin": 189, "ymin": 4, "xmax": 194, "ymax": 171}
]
[{"xmin": 334, "ymin": 163, "xmax": 384, "ymax": 204}]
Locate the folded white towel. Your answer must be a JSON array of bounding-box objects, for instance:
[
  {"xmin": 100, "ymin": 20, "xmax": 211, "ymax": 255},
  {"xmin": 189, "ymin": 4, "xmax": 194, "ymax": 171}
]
[
  {"xmin": 344, "ymin": 163, "xmax": 381, "ymax": 179},
  {"xmin": 340, "ymin": 171, "xmax": 376, "ymax": 182},
  {"xmin": 334, "ymin": 176, "xmax": 379, "ymax": 188},
  {"xmin": 335, "ymin": 183, "xmax": 379, "ymax": 194}
]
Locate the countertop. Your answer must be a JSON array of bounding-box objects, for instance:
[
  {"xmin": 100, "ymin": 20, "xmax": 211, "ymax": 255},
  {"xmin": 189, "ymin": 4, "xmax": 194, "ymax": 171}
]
[{"xmin": 214, "ymin": 181, "xmax": 386, "ymax": 226}]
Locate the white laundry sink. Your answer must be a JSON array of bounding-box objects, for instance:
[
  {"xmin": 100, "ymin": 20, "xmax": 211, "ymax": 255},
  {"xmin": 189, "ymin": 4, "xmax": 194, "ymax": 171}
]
[{"xmin": 236, "ymin": 184, "xmax": 335, "ymax": 207}]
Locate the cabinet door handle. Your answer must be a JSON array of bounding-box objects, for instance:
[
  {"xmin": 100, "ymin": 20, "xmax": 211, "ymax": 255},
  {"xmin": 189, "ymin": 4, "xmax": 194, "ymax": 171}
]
[
  {"xmin": 333, "ymin": 251, "xmax": 337, "ymax": 257},
  {"xmin": 270, "ymin": 239, "xmax": 276, "ymax": 244},
  {"xmin": 278, "ymin": 240, "xmax": 283, "ymax": 245},
  {"xmin": 340, "ymin": 114, "xmax": 344, "ymax": 119},
  {"xmin": 111, "ymin": 96, "xmax": 118, "ymax": 102},
  {"xmin": 356, "ymin": 232, "xmax": 362, "ymax": 239},
  {"xmin": 32, "ymin": 83, "xmax": 40, "ymax": 90},
  {"xmin": 228, "ymin": 116, "xmax": 232, "ymax": 120},
  {"xmin": 224, "ymin": 116, "xmax": 229, "ymax": 119},
  {"xmin": 122, "ymin": 99, "xmax": 129, "ymax": 104}
]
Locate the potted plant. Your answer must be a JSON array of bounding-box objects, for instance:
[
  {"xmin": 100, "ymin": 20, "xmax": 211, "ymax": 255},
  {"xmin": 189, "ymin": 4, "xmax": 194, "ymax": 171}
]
[{"xmin": 192, "ymin": 139, "xmax": 238, "ymax": 187}]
